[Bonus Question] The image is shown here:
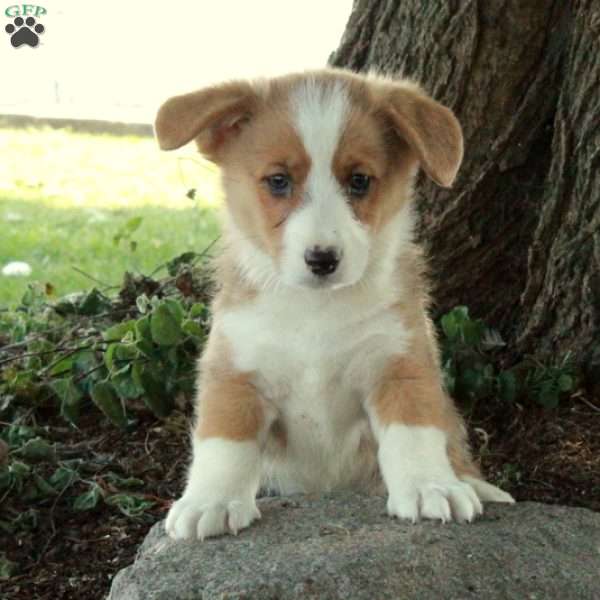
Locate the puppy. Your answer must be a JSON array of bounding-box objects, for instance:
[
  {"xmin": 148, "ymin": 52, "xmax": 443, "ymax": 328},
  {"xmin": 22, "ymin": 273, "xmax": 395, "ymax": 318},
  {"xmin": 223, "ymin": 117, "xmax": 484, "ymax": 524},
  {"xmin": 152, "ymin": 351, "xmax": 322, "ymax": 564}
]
[{"xmin": 155, "ymin": 69, "xmax": 514, "ymax": 541}]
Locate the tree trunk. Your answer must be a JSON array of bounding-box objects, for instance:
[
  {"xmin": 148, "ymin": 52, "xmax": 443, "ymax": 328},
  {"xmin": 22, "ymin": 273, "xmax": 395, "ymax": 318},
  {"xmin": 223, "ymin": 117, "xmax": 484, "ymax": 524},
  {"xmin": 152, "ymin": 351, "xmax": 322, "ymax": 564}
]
[{"xmin": 330, "ymin": 0, "xmax": 600, "ymax": 384}]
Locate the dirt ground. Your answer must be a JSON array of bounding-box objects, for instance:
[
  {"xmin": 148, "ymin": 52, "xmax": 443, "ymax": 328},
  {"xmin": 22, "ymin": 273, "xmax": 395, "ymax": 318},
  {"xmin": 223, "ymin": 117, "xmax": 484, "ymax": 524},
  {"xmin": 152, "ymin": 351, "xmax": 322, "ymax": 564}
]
[{"xmin": 1, "ymin": 394, "xmax": 599, "ymax": 600}]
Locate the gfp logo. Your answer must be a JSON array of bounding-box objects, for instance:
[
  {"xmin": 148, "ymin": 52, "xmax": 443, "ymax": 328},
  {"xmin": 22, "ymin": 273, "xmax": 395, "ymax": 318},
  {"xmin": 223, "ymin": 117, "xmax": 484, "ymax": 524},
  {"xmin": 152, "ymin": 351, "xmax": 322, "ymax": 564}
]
[{"xmin": 4, "ymin": 4, "xmax": 46, "ymax": 47}]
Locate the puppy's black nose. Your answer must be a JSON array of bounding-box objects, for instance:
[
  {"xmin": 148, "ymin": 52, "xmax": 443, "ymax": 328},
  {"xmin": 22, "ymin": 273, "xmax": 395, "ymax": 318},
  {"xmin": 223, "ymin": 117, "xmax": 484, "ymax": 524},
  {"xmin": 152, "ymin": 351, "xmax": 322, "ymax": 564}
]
[{"xmin": 304, "ymin": 246, "xmax": 340, "ymax": 277}]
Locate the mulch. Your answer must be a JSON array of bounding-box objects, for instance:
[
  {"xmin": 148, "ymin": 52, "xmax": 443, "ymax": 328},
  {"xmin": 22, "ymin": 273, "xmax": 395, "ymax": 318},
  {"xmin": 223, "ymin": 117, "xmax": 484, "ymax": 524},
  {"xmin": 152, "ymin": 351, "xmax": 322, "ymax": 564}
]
[{"xmin": 1, "ymin": 395, "xmax": 598, "ymax": 600}]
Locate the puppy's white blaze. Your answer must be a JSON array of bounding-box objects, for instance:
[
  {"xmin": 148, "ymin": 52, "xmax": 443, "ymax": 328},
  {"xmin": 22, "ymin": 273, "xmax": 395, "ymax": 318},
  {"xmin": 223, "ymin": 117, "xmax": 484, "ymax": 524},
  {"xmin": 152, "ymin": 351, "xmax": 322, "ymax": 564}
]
[
  {"xmin": 280, "ymin": 79, "xmax": 370, "ymax": 288},
  {"xmin": 291, "ymin": 78, "xmax": 350, "ymax": 172},
  {"xmin": 165, "ymin": 438, "xmax": 261, "ymax": 540},
  {"xmin": 370, "ymin": 421, "xmax": 483, "ymax": 523}
]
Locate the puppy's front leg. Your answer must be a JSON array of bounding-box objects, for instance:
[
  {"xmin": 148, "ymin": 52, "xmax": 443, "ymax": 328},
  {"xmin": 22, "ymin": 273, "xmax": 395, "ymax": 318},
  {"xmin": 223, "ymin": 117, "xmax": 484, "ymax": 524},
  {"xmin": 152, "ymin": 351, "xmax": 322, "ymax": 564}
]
[
  {"xmin": 166, "ymin": 374, "xmax": 266, "ymax": 540},
  {"xmin": 367, "ymin": 356, "xmax": 483, "ymax": 524}
]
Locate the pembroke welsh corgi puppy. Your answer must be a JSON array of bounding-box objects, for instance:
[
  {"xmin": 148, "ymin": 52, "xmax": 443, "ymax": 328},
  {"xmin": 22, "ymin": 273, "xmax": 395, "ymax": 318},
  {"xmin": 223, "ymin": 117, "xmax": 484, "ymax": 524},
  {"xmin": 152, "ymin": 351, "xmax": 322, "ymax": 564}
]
[{"xmin": 155, "ymin": 69, "xmax": 514, "ymax": 541}]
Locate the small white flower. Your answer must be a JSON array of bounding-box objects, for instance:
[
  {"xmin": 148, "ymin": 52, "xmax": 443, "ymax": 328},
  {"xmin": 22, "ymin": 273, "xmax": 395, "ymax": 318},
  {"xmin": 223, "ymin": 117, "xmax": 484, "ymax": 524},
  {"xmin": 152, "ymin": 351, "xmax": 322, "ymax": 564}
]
[{"xmin": 2, "ymin": 261, "xmax": 32, "ymax": 276}]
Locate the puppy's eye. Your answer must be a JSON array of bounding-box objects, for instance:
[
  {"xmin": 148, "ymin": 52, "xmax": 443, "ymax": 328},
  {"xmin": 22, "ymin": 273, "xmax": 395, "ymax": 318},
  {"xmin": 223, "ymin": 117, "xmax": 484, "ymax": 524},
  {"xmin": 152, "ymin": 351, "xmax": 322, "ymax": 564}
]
[
  {"xmin": 348, "ymin": 173, "xmax": 371, "ymax": 198},
  {"xmin": 265, "ymin": 173, "xmax": 292, "ymax": 197}
]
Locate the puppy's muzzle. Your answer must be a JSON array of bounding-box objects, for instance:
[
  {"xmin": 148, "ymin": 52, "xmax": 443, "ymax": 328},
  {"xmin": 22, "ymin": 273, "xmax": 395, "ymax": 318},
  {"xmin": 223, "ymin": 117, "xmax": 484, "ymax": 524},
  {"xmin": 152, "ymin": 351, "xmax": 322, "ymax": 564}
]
[{"xmin": 304, "ymin": 246, "xmax": 341, "ymax": 277}]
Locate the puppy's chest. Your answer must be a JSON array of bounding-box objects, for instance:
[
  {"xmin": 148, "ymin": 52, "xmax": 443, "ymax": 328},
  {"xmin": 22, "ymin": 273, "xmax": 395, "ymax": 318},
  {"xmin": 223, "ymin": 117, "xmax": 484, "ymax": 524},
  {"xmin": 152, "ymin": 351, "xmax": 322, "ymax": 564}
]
[{"xmin": 219, "ymin": 294, "xmax": 409, "ymax": 421}]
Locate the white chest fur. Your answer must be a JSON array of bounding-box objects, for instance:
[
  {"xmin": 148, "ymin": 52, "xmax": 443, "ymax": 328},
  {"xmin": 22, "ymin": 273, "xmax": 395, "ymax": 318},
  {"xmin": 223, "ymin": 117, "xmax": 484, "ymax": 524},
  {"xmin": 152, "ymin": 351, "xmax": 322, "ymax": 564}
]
[{"xmin": 217, "ymin": 284, "xmax": 410, "ymax": 493}]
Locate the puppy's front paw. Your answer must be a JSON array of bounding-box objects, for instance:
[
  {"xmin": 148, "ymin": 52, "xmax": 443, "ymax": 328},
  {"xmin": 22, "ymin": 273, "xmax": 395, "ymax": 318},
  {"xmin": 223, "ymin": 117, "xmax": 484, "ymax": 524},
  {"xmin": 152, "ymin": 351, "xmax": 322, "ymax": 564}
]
[
  {"xmin": 387, "ymin": 478, "xmax": 483, "ymax": 524},
  {"xmin": 166, "ymin": 495, "xmax": 261, "ymax": 540}
]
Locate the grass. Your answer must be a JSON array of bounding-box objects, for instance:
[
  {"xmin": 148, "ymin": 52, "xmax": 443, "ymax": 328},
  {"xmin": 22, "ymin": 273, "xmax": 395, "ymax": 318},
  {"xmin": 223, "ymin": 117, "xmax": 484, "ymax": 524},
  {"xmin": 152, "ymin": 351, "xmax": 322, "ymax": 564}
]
[{"xmin": 0, "ymin": 126, "xmax": 222, "ymax": 308}]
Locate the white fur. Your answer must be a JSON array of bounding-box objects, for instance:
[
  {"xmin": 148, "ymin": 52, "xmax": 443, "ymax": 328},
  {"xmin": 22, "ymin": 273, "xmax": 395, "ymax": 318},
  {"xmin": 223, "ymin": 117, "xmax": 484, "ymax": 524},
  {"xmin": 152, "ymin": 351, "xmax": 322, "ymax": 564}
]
[
  {"xmin": 218, "ymin": 278, "xmax": 410, "ymax": 493},
  {"xmin": 371, "ymin": 422, "xmax": 483, "ymax": 523},
  {"xmin": 166, "ymin": 438, "xmax": 261, "ymax": 539},
  {"xmin": 278, "ymin": 79, "xmax": 370, "ymax": 289}
]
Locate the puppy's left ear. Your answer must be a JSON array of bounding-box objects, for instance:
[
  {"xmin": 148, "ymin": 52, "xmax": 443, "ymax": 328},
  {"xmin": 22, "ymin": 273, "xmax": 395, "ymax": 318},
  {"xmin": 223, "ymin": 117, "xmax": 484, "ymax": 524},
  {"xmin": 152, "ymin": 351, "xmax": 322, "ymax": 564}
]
[
  {"xmin": 384, "ymin": 82, "xmax": 463, "ymax": 188},
  {"xmin": 154, "ymin": 81, "xmax": 258, "ymax": 160}
]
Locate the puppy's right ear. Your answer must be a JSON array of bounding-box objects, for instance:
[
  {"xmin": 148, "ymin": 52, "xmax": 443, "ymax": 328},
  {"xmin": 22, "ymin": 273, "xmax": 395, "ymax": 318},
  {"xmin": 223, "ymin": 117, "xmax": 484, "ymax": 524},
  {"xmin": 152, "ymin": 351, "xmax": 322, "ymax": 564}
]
[{"xmin": 154, "ymin": 81, "xmax": 258, "ymax": 160}]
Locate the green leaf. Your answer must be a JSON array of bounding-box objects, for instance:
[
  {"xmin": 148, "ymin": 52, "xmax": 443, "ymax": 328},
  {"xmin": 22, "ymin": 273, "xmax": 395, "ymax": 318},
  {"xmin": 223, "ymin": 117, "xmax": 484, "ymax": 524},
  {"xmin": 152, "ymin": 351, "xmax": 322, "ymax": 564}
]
[
  {"xmin": 0, "ymin": 552, "xmax": 18, "ymax": 580},
  {"xmin": 125, "ymin": 216, "xmax": 143, "ymax": 233},
  {"xmin": 11, "ymin": 369, "xmax": 37, "ymax": 396},
  {"xmin": 557, "ymin": 374, "xmax": 574, "ymax": 392},
  {"xmin": 49, "ymin": 354, "xmax": 75, "ymax": 377},
  {"xmin": 461, "ymin": 319, "xmax": 484, "ymax": 347},
  {"xmin": 73, "ymin": 483, "xmax": 103, "ymax": 511},
  {"xmin": 0, "ymin": 461, "xmax": 31, "ymax": 493},
  {"xmin": 135, "ymin": 338, "xmax": 157, "ymax": 359},
  {"xmin": 132, "ymin": 363, "xmax": 172, "ymax": 417},
  {"xmin": 20, "ymin": 283, "xmax": 46, "ymax": 309},
  {"xmin": 189, "ymin": 302, "xmax": 206, "ymax": 319},
  {"xmin": 49, "ymin": 466, "xmax": 78, "ymax": 491},
  {"xmin": 537, "ymin": 382, "xmax": 560, "ymax": 409},
  {"xmin": 150, "ymin": 303, "xmax": 183, "ymax": 346},
  {"xmin": 74, "ymin": 350, "xmax": 100, "ymax": 378},
  {"xmin": 104, "ymin": 343, "xmax": 117, "ymax": 371},
  {"xmin": 0, "ymin": 508, "xmax": 38, "ymax": 534},
  {"xmin": 91, "ymin": 381, "xmax": 127, "ymax": 427},
  {"xmin": 104, "ymin": 472, "xmax": 143, "ymax": 489},
  {"xmin": 52, "ymin": 377, "xmax": 83, "ymax": 425},
  {"xmin": 136, "ymin": 294, "xmax": 151, "ymax": 314},
  {"xmin": 135, "ymin": 315, "xmax": 152, "ymax": 341},
  {"xmin": 460, "ymin": 367, "xmax": 487, "ymax": 400},
  {"xmin": 163, "ymin": 298, "xmax": 185, "ymax": 325},
  {"xmin": 441, "ymin": 312, "xmax": 458, "ymax": 340},
  {"xmin": 181, "ymin": 318, "xmax": 204, "ymax": 339},
  {"xmin": 53, "ymin": 292, "xmax": 84, "ymax": 315},
  {"xmin": 32, "ymin": 472, "xmax": 58, "ymax": 497},
  {"xmin": 16, "ymin": 437, "xmax": 56, "ymax": 462},
  {"xmin": 105, "ymin": 493, "xmax": 154, "ymax": 517},
  {"xmin": 111, "ymin": 367, "xmax": 144, "ymax": 400},
  {"xmin": 114, "ymin": 343, "xmax": 139, "ymax": 365},
  {"xmin": 453, "ymin": 306, "xmax": 470, "ymax": 319},
  {"xmin": 103, "ymin": 320, "xmax": 136, "ymax": 342},
  {"xmin": 5, "ymin": 424, "xmax": 36, "ymax": 447},
  {"xmin": 79, "ymin": 288, "xmax": 112, "ymax": 316}
]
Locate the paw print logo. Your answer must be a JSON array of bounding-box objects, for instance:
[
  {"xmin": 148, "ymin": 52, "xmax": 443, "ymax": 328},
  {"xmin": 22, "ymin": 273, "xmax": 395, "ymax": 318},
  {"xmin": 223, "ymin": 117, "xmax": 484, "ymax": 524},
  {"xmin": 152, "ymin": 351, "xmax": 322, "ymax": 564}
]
[{"xmin": 5, "ymin": 16, "xmax": 45, "ymax": 48}]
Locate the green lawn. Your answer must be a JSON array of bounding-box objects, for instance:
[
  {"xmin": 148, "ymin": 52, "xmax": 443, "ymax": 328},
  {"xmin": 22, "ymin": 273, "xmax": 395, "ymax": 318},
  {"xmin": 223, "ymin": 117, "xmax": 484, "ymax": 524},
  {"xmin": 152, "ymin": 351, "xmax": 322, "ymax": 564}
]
[{"xmin": 0, "ymin": 126, "xmax": 222, "ymax": 308}]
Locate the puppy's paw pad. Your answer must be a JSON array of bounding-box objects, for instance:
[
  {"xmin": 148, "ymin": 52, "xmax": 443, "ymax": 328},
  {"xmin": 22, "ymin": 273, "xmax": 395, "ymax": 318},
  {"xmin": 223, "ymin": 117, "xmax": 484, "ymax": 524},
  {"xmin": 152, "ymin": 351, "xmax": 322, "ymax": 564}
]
[{"xmin": 165, "ymin": 497, "xmax": 260, "ymax": 540}]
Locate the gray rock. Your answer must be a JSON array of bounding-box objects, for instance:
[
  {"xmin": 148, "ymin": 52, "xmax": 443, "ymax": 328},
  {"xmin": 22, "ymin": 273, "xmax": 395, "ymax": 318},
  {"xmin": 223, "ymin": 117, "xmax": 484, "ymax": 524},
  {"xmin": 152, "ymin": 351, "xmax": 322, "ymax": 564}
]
[{"xmin": 108, "ymin": 493, "xmax": 600, "ymax": 600}]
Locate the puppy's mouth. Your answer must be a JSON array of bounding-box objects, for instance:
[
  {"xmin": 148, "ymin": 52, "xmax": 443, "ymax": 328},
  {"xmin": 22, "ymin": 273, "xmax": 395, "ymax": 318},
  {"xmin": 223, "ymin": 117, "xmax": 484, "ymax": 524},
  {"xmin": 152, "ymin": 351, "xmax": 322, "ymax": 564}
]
[{"xmin": 281, "ymin": 270, "xmax": 360, "ymax": 292}]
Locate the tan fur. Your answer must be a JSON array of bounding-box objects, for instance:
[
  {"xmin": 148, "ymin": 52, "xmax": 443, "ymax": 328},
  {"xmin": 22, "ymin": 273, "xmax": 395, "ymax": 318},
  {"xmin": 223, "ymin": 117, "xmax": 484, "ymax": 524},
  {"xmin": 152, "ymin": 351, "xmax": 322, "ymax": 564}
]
[
  {"xmin": 380, "ymin": 82, "xmax": 463, "ymax": 187},
  {"xmin": 194, "ymin": 334, "xmax": 265, "ymax": 441}
]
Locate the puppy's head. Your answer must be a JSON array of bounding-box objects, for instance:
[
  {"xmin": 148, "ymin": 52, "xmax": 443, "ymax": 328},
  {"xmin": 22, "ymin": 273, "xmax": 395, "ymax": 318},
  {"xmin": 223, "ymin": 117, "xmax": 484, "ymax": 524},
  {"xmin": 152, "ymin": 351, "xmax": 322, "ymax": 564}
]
[{"xmin": 155, "ymin": 70, "xmax": 462, "ymax": 290}]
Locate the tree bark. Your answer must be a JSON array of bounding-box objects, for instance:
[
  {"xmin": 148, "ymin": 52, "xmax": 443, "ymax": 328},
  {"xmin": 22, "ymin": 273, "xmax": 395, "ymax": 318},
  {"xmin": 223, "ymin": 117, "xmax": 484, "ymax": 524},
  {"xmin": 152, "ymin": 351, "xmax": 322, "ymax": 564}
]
[{"xmin": 330, "ymin": 0, "xmax": 600, "ymax": 383}]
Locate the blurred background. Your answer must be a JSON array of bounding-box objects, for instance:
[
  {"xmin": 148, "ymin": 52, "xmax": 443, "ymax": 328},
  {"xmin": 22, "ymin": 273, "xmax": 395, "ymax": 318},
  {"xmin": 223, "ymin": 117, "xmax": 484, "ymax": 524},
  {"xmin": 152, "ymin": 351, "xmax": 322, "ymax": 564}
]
[{"xmin": 0, "ymin": 0, "xmax": 352, "ymax": 306}]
